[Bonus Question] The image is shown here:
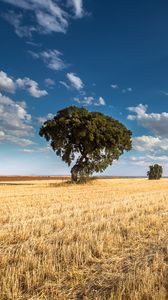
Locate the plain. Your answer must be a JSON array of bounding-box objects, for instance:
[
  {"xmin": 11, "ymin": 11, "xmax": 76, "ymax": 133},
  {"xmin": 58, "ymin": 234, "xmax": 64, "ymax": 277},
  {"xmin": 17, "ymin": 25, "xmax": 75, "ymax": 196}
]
[{"xmin": 0, "ymin": 178, "xmax": 168, "ymax": 299}]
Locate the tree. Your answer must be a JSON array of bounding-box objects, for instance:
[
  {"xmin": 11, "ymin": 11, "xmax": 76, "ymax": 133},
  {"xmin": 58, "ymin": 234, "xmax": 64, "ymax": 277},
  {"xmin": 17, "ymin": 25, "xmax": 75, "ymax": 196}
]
[
  {"xmin": 147, "ymin": 164, "xmax": 163, "ymax": 180},
  {"xmin": 39, "ymin": 106, "xmax": 132, "ymax": 182}
]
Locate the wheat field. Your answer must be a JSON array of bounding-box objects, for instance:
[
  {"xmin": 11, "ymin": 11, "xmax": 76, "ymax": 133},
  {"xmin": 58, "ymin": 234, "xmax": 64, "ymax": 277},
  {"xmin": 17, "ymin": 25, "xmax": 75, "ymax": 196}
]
[{"xmin": 0, "ymin": 178, "xmax": 168, "ymax": 300}]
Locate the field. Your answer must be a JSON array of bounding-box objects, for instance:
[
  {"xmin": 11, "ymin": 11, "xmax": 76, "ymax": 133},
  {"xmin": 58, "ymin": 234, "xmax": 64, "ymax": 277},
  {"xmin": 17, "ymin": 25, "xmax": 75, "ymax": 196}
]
[{"xmin": 1, "ymin": 178, "xmax": 168, "ymax": 300}]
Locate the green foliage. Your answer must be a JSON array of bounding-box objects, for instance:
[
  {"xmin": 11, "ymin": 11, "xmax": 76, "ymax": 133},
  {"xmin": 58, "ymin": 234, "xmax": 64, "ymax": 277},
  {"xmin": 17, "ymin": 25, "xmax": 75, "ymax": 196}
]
[
  {"xmin": 147, "ymin": 164, "xmax": 163, "ymax": 180},
  {"xmin": 39, "ymin": 106, "xmax": 132, "ymax": 182}
]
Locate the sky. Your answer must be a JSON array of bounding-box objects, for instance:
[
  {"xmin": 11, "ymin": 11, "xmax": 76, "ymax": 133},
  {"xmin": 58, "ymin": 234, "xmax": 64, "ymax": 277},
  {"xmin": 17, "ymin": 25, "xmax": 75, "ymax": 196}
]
[{"xmin": 0, "ymin": 0, "xmax": 168, "ymax": 176}]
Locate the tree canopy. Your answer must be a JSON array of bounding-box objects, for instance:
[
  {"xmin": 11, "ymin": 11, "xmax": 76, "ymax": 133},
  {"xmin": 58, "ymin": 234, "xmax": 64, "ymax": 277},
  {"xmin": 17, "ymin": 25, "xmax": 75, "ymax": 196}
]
[
  {"xmin": 39, "ymin": 106, "xmax": 132, "ymax": 181},
  {"xmin": 147, "ymin": 164, "xmax": 163, "ymax": 180}
]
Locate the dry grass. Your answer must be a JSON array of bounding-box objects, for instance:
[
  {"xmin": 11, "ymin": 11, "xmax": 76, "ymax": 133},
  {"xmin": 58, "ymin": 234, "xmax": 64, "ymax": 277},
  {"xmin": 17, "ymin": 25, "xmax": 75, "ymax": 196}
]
[{"xmin": 1, "ymin": 178, "xmax": 168, "ymax": 299}]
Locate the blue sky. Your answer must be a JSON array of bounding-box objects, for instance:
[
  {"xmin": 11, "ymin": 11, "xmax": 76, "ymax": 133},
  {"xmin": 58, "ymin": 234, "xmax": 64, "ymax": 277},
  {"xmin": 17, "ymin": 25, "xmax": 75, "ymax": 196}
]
[{"xmin": 0, "ymin": 0, "xmax": 168, "ymax": 176}]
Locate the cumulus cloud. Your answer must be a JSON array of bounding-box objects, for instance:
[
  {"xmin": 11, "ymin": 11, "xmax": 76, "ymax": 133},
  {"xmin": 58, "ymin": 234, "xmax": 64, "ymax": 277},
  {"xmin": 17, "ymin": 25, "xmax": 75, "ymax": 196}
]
[
  {"xmin": 133, "ymin": 135, "xmax": 168, "ymax": 152},
  {"xmin": 74, "ymin": 96, "xmax": 106, "ymax": 106},
  {"xmin": 127, "ymin": 104, "xmax": 147, "ymax": 119},
  {"xmin": 1, "ymin": 0, "xmax": 85, "ymax": 37},
  {"xmin": 96, "ymin": 96, "xmax": 106, "ymax": 106},
  {"xmin": 114, "ymin": 130, "xmax": 168, "ymax": 170},
  {"xmin": 0, "ymin": 93, "xmax": 33, "ymax": 146},
  {"xmin": 134, "ymin": 136, "xmax": 158, "ymax": 151},
  {"xmin": 127, "ymin": 104, "xmax": 168, "ymax": 137},
  {"xmin": 128, "ymin": 154, "xmax": 168, "ymax": 168},
  {"xmin": 67, "ymin": 72, "xmax": 84, "ymax": 90},
  {"xmin": 29, "ymin": 49, "xmax": 67, "ymax": 71},
  {"xmin": 44, "ymin": 78, "xmax": 55, "ymax": 87},
  {"xmin": 0, "ymin": 70, "xmax": 47, "ymax": 98},
  {"xmin": 16, "ymin": 78, "xmax": 48, "ymax": 98},
  {"xmin": 124, "ymin": 135, "xmax": 168, "ymax": 170},
  {"xmin": 0, "ymin": 71, "xmax": 15, "ymax": 93},
  {"xmin": 116, "ymin": 151, "xmax": 168, "ymax": 172},
  {"xmin": 127, "ymin": 104, "xmax": 168, "ymax": 165}
]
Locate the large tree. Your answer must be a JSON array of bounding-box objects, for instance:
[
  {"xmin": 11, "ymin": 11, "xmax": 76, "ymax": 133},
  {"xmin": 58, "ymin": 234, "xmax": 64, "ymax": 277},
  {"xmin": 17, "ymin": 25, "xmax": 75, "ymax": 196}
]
[{"xmin": 39, "ymin": 106, "xmax": 132, "ymax": 182}]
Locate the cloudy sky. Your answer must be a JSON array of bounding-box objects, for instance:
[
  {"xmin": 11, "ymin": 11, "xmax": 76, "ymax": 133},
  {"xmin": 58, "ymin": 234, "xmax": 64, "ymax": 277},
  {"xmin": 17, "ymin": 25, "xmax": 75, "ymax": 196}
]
[{"xmin": 0, "ymin": 0, "xmax": 168, "ymax": 176}]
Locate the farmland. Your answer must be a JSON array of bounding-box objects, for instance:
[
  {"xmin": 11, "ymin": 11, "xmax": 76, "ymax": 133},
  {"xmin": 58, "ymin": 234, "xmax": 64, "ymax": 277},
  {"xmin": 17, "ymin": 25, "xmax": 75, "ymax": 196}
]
[{"xmin": 1, "ymin": 178, "xmax": 168, "ymax": 299}]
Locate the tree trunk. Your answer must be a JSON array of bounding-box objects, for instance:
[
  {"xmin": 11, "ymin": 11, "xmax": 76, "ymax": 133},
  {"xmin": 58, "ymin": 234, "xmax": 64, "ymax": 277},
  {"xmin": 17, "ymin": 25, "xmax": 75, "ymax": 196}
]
[
  {"xmin": 71, "ymin": 165, "xmax": 79, "ymax": 182},
  {"xmin": 71, "ymin": 154, "xmax": 87, "ymax": 182}
]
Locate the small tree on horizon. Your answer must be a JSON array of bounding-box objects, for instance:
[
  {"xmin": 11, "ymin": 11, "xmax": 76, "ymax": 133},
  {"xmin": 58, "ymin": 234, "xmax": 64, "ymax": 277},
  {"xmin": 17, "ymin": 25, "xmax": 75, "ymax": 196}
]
[
  {"xmin": 147, "ymin": 164, "xmax": 163, "ymax": 180},
  {"xmin": 39, "ymin": 106, "xmax": 132, "ymax": 182}
]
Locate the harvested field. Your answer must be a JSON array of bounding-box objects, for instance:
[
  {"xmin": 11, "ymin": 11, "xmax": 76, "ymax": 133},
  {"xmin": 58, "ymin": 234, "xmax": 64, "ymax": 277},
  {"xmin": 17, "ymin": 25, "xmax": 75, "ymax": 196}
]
[
  {"xmin": 0, "ymin": 178, "xmax": 168, "ymax": 299},
  {"xmin": 0, "ymin": 176, "xmax": 70, "ymax": 182}
]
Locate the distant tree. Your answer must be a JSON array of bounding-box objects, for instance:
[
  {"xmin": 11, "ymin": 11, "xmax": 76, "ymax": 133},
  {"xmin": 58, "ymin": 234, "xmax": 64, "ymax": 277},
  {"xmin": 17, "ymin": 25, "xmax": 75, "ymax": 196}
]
[
  {"xmin": 147, "ymin": 164, "xmax": 163, "ymax": 180},
  {"xmin": 39, "ymin": 106, "xmax": 132, "ymax": 182}
]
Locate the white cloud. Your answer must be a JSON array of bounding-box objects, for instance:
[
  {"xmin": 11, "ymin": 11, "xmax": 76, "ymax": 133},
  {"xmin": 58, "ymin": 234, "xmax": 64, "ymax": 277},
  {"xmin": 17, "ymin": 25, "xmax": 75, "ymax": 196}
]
[
  {"xmin": 29, "ymin": 49, "xmax": 67, "ymax": 71},
  {"xmin": 74, "ymin": 96, "xmax": 106, "ymax": 106},
  {"xmin": 67, "ymin": 0, "xmax": 84, "ymax": 18},
  {"xmin": 59, "ymin": 81, "xmax": 70, "ymax": 89},
  {"xmin": 0, "ymin": 93, "xmax": 33, "ymax": 146},
  {"xmin": 127, "ymin": 104, "xmax": 148, "ymax": 120},
  {"xmin": 75, "ymin": 96, "xmax": 92, "ymax": 105},
  {"xmin": 1, "ymin": 0, "xmax": 68, "ymax": 35},
  {"xmin": 21, "ymin": 146, "xmax": 51, "ymax": 153},
  {"xmin": 123, "ymin": 134, "xmax": 168, "ymax": 171},
  {"xmin": 2, "ymin": 11, "xmax": 35, "ymax": 38},
  {"xmin": 67, "ymin": 72, "xmax": 84, "ymax": 90},
  {"xmin": 133, "ymin": 135, "xmax": 168, "ymax": 152},
  {"xmin": 0, "ymin": 69, "xmax": 47, "ymax": 98},
  {"xmin": 1, "ymin": 0, "xmax": 85, "ymax": 37},
  {"xmin": 127, "ymin": 104, "xmax": 168, "ymax": 137},
  {"xmin": 96, "ymin": 96, "xmax": 106, "ymax": 106},
  {"xmin": 128, "ymin": 153, "xmax": 168, "ymax": 168},
  {"xmin": 26, "ymin": 41, "xmax": 42, "ymax": 47},
  {"xmin": 36, "ymin": 12, "xmax": 67, "ymax": 35},
  {"xmin": 0, "ymin": 71, "xmax": 15, "ymax": 93},
  {"xmin": 133, "ymin": 136, "xmax": 162, "ymax": 151},
  {"xmin": 147, "ymin": 155, "xmax": 168, "ymax": 162},
  {"xmin": 21, "ymin": 149, "xmax": 36, "ymax": 153},
  {"xmin": 44, "ymin": 78, "xmax": 55, "ymax": 87},
  {"xmin": 122, "ymin": 88, "xmax": 132, "ymax": 93},
  {"xmin": 37, "ymin": 113, "xmax": 55, "ymax": 124},
  {"xmin": 110, "ymin": 84, "xmax": 132, "ymax": 93},
  {"xmin": 111, "ymin": 84, "xmax": 119, "ymax": 89},
  {"xmin": 16, "ymin": 78, "xmax": 48, "ymax": 98}
]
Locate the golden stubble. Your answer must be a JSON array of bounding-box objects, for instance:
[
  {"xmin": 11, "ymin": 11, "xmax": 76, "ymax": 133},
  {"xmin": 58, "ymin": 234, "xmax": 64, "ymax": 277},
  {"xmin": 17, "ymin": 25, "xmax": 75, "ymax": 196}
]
[{"xmin": 0, "ymin": 178, "xmax": 168, "ymax": 299}]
